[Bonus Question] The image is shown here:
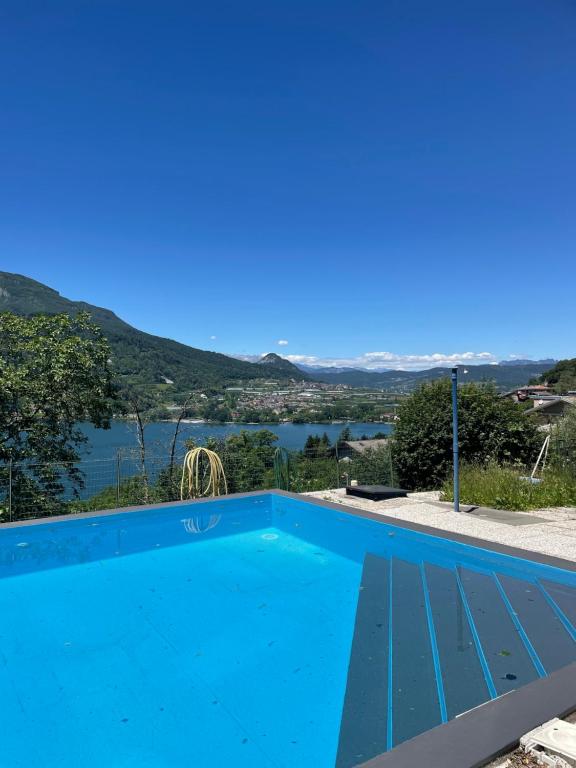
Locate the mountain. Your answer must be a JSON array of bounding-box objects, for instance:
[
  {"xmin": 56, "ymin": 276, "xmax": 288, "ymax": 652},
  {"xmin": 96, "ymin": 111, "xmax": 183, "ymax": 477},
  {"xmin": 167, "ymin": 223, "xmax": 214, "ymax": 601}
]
[
  {"xmin": 0, "ymin": 272, "xmax": 306, "ymax": 399},
  {"xmin": 297, "ymin": 363, "xmax": 392, "ymax": 374},
  {"xmin": 311, "ymin": 363, "xmax": 554, "ymax": 391},
  {"xmin": 499, "ymin": 359, "xmax": 556, "ymax": 367},
  {"xmin": 257, "ymin": 353, "xmax": 309, "ymax": 379}
]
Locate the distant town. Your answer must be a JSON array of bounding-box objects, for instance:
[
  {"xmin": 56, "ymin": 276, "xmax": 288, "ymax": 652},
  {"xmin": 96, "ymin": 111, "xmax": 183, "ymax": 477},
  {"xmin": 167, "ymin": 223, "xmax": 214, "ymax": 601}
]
[{"xmin": 162, "ymin": 380, "xmax": 402, "ymax": 424}]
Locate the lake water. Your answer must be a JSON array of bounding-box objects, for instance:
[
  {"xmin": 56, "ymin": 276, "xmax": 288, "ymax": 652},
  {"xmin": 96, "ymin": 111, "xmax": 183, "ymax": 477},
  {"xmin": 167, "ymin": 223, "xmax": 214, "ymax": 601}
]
[{"xmin": 80, "ymin": 421, "xmax": 393, "ymax": 460}]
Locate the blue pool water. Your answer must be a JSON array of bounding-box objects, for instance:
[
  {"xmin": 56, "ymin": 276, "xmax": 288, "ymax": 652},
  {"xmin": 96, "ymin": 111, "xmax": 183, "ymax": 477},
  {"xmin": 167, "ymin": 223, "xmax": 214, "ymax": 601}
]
[{"xmin": 0, "ymin": 494, "xmax": 575, "ymax": 767}]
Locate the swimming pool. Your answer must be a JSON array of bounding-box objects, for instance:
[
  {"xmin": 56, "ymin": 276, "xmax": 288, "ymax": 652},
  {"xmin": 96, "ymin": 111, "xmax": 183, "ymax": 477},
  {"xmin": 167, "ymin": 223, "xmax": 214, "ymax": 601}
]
[{"xmin": 1, "ymin": 492, "xmax": 575, "ymax": 767}]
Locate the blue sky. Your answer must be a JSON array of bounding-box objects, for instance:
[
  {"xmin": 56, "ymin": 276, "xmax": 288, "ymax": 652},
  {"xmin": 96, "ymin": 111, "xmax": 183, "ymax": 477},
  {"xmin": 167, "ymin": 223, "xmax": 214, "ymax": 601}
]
[{"xmin": 1, "ymin": 1, "xmax": 575, "ymax": 369}]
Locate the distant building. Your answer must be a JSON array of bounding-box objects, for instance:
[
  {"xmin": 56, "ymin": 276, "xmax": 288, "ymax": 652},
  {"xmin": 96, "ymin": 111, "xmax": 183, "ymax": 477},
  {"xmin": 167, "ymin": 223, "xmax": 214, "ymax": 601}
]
[
  {"xmin": 338, "ymin": 439, "xmax": 389, "ymax": 460},
  {"xmin": 524, "ymin": 398, "xmax": 575, "ymax": 424},
  {"xmin": 501, "ymin": 385, "xmax": 553, "ymax": 403}
]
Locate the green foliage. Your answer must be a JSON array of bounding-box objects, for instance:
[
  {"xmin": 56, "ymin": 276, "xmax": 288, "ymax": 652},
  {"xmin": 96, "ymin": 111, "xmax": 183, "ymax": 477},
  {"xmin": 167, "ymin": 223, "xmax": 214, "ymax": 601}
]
[
  {"xmin": 202, "ymin": 402, "xmax": 232, "ymax": 423},
  {"xmin": 273, "ymin": 447, "xmax": 291, "ymax": 490},
  {"xmin": 441, "ymin": 462, "xmax": 576, "ymax": 511},
  {"xmin": 0, "ymin": 272, "xmax": 306, "ymax": 410},
  {"xmin": 288, "ymin": 455, "xmax": 338, "ymax": 492},
  {"xmin": 549, "ymin": 406, "xmax": 576, "ymax": 472},
  {"xmin": 539, "ymin": 358, "xmax": 576, "ymax": 394},
  {"xmin": 0, "ymin": 311, "xmax": 116, "ymax": 519},
  {"xmin": 145, "ymin": 405, "xmax": 173, "ymax": 421},
  {"xmin": 349, "ymin": 445, "xmax": 395, "ymax": 485},
  {"xmin": 237, "ymin": 408, "xmax": 280, "ymax": 423},
  {"xmin": 337, "ymin": 426, "xmax": 353, "ymax": 443},
  {"xmin": 393, "ymin": 379, "xmax": 540, "ymax": 490},
  {"xmin": 304, "ymin": 432, "xmax": 332, "ymax": 457},
  {"xmin": 201, "ymin": 430, "xmax": 279, "ymax": 493}
]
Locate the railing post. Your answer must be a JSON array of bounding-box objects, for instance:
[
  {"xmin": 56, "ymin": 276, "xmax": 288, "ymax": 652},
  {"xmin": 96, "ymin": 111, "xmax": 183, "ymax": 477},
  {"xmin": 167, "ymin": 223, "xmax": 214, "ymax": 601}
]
[
  {"xmin": 451, "ymin": 367, "xmax": 460, "ymax": 513},
  {"xmin": 334, "ymin": 443, "xmax": 340, "ymax": 488},
  {"xmin": 8, "ymin": 459, "xmax": 13, "ymax": 522},
  {"xmin": 115, "ymin": 451, "xmax": 121, "ymax": 506}
]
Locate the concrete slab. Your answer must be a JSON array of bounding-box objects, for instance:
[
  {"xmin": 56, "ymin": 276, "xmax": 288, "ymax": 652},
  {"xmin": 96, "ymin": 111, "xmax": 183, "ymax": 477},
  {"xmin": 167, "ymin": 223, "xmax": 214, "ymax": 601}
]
[{"xmin": 459, "ymin": 505, "xmax": 549, "ymax": 526}]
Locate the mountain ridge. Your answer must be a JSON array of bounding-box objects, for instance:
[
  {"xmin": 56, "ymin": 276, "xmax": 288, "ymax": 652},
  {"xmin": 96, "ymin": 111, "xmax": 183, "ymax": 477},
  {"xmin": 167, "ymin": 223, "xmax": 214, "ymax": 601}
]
[
  {"xmin": 0, "ymin": 272, "xmax": 307, "ymax": 398},
  {"xmin": 306, "ymin": 363, "xmax": 554, "ymax": 391}
]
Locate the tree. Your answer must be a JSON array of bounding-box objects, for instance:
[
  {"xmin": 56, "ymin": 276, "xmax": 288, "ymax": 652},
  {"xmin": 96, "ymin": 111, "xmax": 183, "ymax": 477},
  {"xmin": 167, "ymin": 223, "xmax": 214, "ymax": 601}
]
[
  {"xmin": 202, "ymin": 401, "xmax": 231, "ymax": 423},
  {"xmin": 337, "ymin": 426, "xmax": 353, "ymax": 445},
  {"xmin": 392, "ymin": 379, "xmax": 540, "ymax": 490},
  {"xmin": 168, "ymin": 393, "xmax": 194, "ymax": 473},
  {"xmin": 204, "ymin": 430, "xmax": 278, "ymax": 492},
  {"xmin": 120, "ymin": 388, "xmax": 153, "ymax": 504},
  {"xmin": 0, "ymin": 312, "xmax": 116, "ymax": 518},
  {"xmin": 538, "ymin": 358, "xmax": 576, "ymax": 394},
  {"xmin": 303, "ymin": 433, "xmax": 333, "ymax": 457}
]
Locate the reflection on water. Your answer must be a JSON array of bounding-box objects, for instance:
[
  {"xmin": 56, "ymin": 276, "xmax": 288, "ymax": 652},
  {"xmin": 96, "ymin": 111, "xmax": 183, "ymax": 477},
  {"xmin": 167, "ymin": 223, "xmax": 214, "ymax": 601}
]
[
  {"xmin": 181, "ymin": 513, "xmax": 221, "ymax": 534},
  {"xmin": 0, "ymin": 496, "xmax": 271, "ymax": 578}
]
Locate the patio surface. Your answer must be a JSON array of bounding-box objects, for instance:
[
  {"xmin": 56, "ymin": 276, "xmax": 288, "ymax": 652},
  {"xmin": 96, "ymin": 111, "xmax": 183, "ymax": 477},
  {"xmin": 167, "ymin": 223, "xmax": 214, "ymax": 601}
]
[{"xmin": 305, "ymin": 489, "xmax": 576, "ymax": 562}]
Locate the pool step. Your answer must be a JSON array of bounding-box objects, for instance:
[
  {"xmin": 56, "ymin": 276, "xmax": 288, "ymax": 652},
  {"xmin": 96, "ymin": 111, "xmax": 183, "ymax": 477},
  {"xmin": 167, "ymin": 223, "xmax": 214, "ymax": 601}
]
[
  {"xmin": 335, "ymin": 553, "xmax": 391, "ymax": 768},
  {"xmin": 336, "ymin": 554, "xmax": 576, "ymax": 767}
]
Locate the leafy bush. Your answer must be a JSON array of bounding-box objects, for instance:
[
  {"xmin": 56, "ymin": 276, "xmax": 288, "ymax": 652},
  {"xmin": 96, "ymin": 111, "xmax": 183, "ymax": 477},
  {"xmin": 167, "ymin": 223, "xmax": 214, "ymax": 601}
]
[
  {"xmin": 393, "ymin": 379, "xmax": 540, "ymax": 490},
  {"xmin": 441, "ymin": 462, "xmax": 576, "ymax": 511},
  {"xmin": 349, "ymin": 445, "xmax": 395, "ymax": 486}
]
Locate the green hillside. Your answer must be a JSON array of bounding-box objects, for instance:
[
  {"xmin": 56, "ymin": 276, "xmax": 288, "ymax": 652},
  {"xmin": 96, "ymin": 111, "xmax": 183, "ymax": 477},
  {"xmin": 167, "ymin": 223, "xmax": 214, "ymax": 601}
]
[
  {"xmin": 538, "ymin": 358, "xmax": 576, "ymax": 393},
  {"xmin": 257, "ymin": 352, "xmax": 306, "ymax": 378},
  {"xmin": 0, "ymin": 272, "xmax": 305, "ymax": 402}
]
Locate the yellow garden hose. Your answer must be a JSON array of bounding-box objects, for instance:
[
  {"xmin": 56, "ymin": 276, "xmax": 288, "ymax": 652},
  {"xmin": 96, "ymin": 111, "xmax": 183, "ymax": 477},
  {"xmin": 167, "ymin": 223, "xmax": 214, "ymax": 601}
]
[{"xmin": 180, "ymin": 447, "xmax": 228, "ymax": 500}]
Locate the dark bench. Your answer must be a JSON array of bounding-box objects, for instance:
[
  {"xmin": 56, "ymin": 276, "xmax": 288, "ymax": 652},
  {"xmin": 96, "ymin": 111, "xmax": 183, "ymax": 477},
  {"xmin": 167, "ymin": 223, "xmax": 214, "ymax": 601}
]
[{"xmin": 346, "ymin": 485, "xmax": 409, "ymax": 501}]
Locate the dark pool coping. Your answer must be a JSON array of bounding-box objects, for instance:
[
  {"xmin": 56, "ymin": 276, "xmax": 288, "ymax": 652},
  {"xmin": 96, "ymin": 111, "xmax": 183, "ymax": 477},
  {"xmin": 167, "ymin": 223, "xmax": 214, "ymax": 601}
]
[{"xmin": 2, "ymin": 489, "xmax": 576, "ymax": 767}]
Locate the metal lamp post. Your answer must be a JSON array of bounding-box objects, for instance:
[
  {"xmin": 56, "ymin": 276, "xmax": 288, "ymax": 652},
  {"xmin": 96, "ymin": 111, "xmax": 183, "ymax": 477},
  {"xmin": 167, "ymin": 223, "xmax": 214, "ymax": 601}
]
[{"xmin": 451, "ymin": 367, "xmax": 460, "ymax": 513}]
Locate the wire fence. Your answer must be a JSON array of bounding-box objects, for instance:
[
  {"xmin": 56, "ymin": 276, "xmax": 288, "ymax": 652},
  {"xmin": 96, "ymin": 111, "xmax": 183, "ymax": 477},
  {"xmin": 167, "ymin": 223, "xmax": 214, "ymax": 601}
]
[
  {"xmin": 1, "ymin": 436, "xmax": 574, "ymax": 524},
  {"xmin": 547, "ymin": 437, "xmax": 576, "ymax": 476},
  {"xmin": 0, "ymin": 442, "xmax": 396, "ymax": 523}
]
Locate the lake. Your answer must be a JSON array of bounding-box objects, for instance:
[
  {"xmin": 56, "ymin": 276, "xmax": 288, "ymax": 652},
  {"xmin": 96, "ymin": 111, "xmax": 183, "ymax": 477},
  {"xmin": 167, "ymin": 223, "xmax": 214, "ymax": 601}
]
[{"xmin": 80, "ymin": 421, "xmax": 393, "ymax": 460}]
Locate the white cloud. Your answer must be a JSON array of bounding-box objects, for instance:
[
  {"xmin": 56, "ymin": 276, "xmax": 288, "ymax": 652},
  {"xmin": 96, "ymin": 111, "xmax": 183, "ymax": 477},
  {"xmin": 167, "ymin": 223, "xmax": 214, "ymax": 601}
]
[
  {"xmin": 231, "ymin": 349, "xmax": 508, "ymax": 371},
  {"xmin": 282, "ymin": 350, "xmax": 498, "ymax": 371},
  {"xmin": 277, "ymin": 339, "xmax": 289, "ymax": 346},
  {"xmin": 210, "ymin": 335, "xmax": 217, "ymax": 340}
]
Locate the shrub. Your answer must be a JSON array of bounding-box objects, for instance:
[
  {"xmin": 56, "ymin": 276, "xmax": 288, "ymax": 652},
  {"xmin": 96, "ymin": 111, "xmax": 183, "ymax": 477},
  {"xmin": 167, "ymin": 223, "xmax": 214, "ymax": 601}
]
[
  {"xmin": 392, "ymin": 379, "xmax": 540, "ymax": 490},
  {"xmin": 549, "ymin": 405, "xmax": 576, "ymax": 474},
  {"xmin": 441, "ymin": 462, "xmax": 576, "ymax": 511},
  {"xmin": 349, "ymin": 445, "xmax": 395, "ymax": 486}
]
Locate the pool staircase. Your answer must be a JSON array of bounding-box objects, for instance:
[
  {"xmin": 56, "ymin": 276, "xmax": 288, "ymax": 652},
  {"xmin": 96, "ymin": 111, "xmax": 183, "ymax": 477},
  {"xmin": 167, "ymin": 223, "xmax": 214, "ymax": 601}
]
[{"xmin": 336, "ymin": 553, "xmax": 576, "ymax": 767}]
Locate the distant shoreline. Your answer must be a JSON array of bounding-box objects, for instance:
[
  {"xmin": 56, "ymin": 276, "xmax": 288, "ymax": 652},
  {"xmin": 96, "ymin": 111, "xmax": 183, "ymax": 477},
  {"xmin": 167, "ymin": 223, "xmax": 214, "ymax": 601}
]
[
  {"xmin": 116, "ymin": 416, "xmax": 392, "ymax": 426},
  {"xmin": 164, "ymin": 418, "xmax": 392, "ymax": 426}
]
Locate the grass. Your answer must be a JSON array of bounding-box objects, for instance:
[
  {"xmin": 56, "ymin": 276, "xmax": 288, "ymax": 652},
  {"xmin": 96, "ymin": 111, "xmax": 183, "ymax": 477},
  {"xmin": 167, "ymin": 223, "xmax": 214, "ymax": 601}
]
[{"xmin": 441, "ymin": 462, "xmax": 576, "ymax": 511}]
